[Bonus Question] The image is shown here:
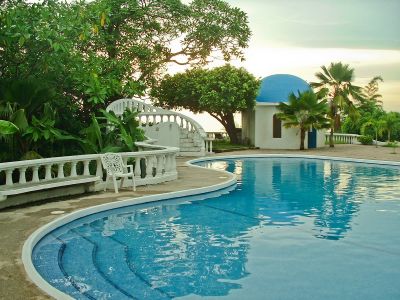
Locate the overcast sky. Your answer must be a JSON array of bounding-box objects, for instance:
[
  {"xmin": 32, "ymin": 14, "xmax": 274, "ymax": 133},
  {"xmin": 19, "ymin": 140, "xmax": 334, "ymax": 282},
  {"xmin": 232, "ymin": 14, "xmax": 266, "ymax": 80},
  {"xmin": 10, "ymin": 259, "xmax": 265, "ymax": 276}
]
[
  {"xmin": 226, "ymin": 0, "xmax": 400, "ymax": 111},
  {"xmin": 179, "ymin": 0, "xmax": 400, "ymax": 131}
]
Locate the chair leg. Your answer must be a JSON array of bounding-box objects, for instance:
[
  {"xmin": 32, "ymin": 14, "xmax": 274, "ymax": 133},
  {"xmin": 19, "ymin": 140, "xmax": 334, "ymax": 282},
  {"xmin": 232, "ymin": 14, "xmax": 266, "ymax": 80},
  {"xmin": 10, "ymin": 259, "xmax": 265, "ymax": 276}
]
[
  {"xmin": 132, "ymin": 175, "xmax": 136, "ymax": 191},
  {"xmin": 104, "ymin": 176, "xmax": 109, "ymax": 191},
  {"xmin": 112, "ymin": 177, "xmax": 119, "ymax": 193}
]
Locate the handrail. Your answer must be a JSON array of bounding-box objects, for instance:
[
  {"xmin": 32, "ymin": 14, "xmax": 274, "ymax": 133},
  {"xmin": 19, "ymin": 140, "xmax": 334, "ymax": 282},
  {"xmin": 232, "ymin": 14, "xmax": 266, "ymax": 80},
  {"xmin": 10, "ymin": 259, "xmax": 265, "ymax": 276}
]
[
  {"xmin": 0, "ymin": 141, "xmax": 179, "ymax": 190},
  {"xmin": 139, "ymin": 111, "xmax": 207, "ymax": 139},
  {"xmin": 325, "ymin": 133, "xmax": 361, "ymax": 144},
  {"xmin": 106, "ymin": 97, "xmax": 164, "ymax": 114},
  {"xmin": 107, "ymin": 98, "xmax": 209, "ymax": 155}
]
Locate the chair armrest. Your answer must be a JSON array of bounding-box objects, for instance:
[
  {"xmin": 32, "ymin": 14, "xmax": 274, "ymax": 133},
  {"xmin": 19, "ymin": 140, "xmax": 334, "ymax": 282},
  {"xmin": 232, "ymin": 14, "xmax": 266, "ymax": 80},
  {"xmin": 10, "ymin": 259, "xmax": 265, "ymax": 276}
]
[{"xmin": 125, "ymin": 164, "xmax": 134, "ymax": 173}]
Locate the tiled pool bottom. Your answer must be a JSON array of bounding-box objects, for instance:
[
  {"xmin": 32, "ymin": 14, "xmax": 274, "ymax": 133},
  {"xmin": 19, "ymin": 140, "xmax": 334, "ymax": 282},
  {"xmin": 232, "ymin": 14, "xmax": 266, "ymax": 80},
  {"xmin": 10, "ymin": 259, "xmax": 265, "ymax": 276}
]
[{"xmin": 32, "ymin": 157, "xmax": 400, "ymax": 299}]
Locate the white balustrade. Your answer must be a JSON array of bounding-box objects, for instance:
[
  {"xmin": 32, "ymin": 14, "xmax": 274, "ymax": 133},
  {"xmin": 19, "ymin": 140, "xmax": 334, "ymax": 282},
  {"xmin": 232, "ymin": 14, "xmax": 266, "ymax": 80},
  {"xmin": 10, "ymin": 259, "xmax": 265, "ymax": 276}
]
[
  {"xmin": 205, "ymin": 138, "xmax": 214, "ymax": 153},
  {"xmin": 107, "ymin": 98, "xmax": 212, "ymax": 155},
  {"xmin": 325, "ymin": 133, "xmax": 361, "ymax": 145},
  {"xmin": 0, "ymin": 141, "xmax": 179, "ymax": 199}
]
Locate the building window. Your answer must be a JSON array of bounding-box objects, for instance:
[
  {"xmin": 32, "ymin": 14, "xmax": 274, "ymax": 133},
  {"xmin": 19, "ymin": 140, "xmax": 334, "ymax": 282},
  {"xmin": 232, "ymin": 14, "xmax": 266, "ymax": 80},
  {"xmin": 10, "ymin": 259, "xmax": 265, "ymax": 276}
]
[{"xmin": 273, "ymin": 114, "xmax": 282, "ymax": 138}]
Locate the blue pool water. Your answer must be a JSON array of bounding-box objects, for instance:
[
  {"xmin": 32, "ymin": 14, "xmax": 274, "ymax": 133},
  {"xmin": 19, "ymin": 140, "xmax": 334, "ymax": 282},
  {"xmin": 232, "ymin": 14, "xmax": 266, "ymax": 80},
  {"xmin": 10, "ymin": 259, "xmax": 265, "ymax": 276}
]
[{"xmin": 32, "ymin": 158, "xmax": 400, "ymax": 299}]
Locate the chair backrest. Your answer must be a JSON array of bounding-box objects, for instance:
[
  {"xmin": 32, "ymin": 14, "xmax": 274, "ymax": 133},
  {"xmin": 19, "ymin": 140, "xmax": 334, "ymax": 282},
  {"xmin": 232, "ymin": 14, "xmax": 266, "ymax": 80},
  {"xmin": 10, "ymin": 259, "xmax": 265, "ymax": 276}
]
[{"xmin": 101, "ymin": 153, "xmax": 125, "ymax": 175}]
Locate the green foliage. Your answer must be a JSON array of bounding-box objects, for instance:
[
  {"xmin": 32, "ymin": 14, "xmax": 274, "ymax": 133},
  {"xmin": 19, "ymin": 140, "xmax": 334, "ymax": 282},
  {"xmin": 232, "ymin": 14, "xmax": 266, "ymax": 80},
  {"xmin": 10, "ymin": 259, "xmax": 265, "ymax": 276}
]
[
  {"xmin": 80, "ymin": 109, "xmax": 145, "ymax": 154},
  {"xmin": 1, "ymin": 0, "xmax": 250, "ymax": 114},
  {"xmin": 358, "ymin": 135, "xmax": 373, "ymax": 145},
  {"xmin": 311, "ymin": 62, "xmax": 363, "ymax": 147},
  {"xmin": 0, "ymin": 120, "xmax": 19, "ymax": 135},
  {"xmin": 0, "ymin": 0, "xmax": 250, "ymax": 161},
  {"xmin": 152, "ymin": 64, "xmax": 260, "ymax": 143},
  {"xmin": 358, "ymin": 76, "xmax": 384, "ymax": 113},
  {"xmin": 361, "ymin": 118, "xmax": 386, "ymax": 147},
  {"xmin": 276, "ymin": 90, "xmax": 330, "ymax": 150}
]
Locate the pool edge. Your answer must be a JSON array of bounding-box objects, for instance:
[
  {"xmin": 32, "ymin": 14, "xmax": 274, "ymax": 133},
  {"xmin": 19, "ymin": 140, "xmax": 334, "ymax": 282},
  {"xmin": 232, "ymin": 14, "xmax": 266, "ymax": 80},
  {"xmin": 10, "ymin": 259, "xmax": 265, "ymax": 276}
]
[
  {"xmin": 22, "ymin": 154, "xmax": 400, "ymax": 299},
  {"xmin": 22, "ymin": 161, "xmax": 236, "ymax": 299}
]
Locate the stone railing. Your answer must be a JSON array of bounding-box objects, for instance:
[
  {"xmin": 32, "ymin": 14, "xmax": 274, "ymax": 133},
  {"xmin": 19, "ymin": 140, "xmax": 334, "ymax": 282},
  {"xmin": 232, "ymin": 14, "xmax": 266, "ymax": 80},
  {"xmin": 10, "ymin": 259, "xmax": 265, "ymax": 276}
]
[
  {"xmin": 325, "ymin": 133, "xmax": 361, "ymax": 144},
  {"xmin": 0, "ymin": 142, "xmax": 179, "ymax": 202},
  {"xmin": 107, "ymin": 98, "xmax": 211, "ymax": 155},
  {"xmin": 106, "ymin": 97, "xmax": 163, "ymax": 114},
  {"xmin": 138, "ymin": 111, "xmax": 207, "ymax": 138}
]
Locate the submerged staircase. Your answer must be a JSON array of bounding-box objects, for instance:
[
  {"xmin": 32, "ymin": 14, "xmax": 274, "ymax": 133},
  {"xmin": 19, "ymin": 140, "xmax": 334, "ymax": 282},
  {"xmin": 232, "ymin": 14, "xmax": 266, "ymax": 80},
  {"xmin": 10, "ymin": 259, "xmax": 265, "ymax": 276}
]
[{"xmin": 106, "ymin": 98, "xmax": 212, "ymax": 156}]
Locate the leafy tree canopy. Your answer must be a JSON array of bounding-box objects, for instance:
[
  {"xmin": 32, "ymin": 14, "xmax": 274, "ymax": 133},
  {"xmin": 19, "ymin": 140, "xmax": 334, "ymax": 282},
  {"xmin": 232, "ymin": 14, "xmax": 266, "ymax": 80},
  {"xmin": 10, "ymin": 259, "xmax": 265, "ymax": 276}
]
[
  {"xmin": 151, "ymin": 64, "xmax": 260, "ymax": 143},
  {"xmin": 1, "ymin": 0, "xmax": 251, "ymax": 110},
  {"xmin": 276, "ymin": 90, "xmax": 330, "ymax": 150}
]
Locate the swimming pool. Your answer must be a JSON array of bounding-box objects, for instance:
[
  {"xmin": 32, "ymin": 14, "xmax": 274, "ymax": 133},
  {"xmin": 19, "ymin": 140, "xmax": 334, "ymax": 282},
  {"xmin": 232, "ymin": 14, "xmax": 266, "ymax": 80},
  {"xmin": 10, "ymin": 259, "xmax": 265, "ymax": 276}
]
[{"xmin": 29, "ymin": 156, "xmax": 400, "ymax": 299}]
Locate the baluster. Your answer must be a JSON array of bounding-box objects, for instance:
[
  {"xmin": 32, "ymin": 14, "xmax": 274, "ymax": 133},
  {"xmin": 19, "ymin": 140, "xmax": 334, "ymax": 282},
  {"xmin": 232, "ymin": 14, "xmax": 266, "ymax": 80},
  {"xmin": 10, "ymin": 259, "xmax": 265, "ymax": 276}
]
[
  {"xmin": 83, "ymin": 160, "xmax": 90, "ymax": 175},
  {"xmin": 71, "ymin": 161, "xmax": 78, "ymax": 177},
  {"xmin": 134, "ymin": 157, "xmax": 141, "ymax": 177},
  {"xmin": 146, "ymin": 115, "xmax": 149, "ymax": 126},
  {"xmin": 45, "ymin": 164, "xmax": 52, "ymax": 180},
  {"xmin": 122, "ymin": 156, "xmax": 128, "ymax": 172},
  {"xmin": 19, "ymin": 167, "xmax": 27, "ymax": 184},
  {"xmin": 156, "ymin": 155, "xmax": 163, "ymax": 177},
  {"xmin": 209, "ymin": 140, "xmax": 213, "ymax": 153},
  {"xmin": 145, "ymin": 156, "xmax": 153, "ymax": 178},
  {"xmin": 5, "ymin": 169, "xmax": 13, "ymax": 186},
  {"xmin": 57, "ymin": 163, "xmax": 64, "ymax": 179},
  {"xmin": 165, "ymin": 155, "xmax": 171, "ymax": 173},
  {"xmin": 95, "ymin": 159, "xmax": 103, "ymax": 177},
  {"xmin": 170, "ymin": 154, "xmax": 176, "ymax": 172},
  {"xmin": 31, "ymin": 166, "xmax": 39, "ymax": 182},
  {"xmin": 180, "ymin": 117, "xmax": 184, "ymax": 127}
]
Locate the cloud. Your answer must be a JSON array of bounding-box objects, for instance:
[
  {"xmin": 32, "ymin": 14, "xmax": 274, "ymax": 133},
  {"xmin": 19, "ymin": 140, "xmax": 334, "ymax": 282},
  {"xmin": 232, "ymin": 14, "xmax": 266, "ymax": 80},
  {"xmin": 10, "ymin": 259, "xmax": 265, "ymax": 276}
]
[{"xmin": 228, "ymin": 0, "xmax": 400, "ymax": 50}]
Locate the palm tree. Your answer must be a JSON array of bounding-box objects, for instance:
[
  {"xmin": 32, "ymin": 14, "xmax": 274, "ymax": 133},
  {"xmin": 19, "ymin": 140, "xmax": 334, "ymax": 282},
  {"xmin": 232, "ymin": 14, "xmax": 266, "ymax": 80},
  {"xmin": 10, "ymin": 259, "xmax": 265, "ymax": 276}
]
[
  {"xmin": 360, "ymin": 76, "xmax": 383, "ymax": 112},
  {"xmin": 383, "ymin": 112, "xmax": 400, "ymax": 142},
  {"xmin": 277, "ymin": 90, "xmax": 330, "ymax": 150},
  {"xmin": 311, "ymin": 62, "xmax": 362, "ymax": 147},
  {"xmin": 361, "ymin": 118, "xmax": 386, "ymax": 148}
]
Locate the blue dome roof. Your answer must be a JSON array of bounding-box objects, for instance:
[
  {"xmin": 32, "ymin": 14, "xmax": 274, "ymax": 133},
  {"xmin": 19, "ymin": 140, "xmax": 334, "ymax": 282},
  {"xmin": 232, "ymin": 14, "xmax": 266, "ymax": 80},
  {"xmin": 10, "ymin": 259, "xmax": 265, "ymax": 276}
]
[{"xmin": 256, "ymin": 74, "xmax": 310, "ymax": 103}]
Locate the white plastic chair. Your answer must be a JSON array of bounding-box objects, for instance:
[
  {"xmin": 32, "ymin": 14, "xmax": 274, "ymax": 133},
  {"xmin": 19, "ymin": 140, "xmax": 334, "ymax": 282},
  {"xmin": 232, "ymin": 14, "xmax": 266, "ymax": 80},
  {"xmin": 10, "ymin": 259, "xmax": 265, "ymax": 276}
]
[{"xmin": 101, "ymin": 153, "xmax": 136, "ymax": 193}]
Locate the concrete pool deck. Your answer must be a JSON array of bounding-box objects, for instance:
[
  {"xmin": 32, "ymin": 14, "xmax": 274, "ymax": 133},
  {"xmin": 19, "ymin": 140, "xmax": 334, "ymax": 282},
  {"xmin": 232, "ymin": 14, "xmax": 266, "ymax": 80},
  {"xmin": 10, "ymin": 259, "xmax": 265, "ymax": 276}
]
[{"xmin": 1, "ymin": 144, "xmax": 399, "ymax": 299}]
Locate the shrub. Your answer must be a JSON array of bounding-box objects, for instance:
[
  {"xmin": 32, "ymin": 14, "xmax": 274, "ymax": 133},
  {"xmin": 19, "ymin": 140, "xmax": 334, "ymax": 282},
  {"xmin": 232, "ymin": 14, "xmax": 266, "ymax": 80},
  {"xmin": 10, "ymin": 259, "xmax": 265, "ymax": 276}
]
[{"xmin": 358, "ymin": 135, "xmax": 373, "ymax": 145}]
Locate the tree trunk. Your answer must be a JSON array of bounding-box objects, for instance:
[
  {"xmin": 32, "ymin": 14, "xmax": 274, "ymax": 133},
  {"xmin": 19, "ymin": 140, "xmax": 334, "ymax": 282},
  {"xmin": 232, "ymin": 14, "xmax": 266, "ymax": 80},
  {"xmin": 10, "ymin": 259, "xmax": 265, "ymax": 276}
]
[
  {"xmin": 375, "ymin": 131, "xmax": 378, "ymax": 148},
  {"xmin": 300, "ymin": 128, "xmax": 306, "ymax": 150},
  {"xmin": 388, "ymin": 130, "xmax": 391, "ymax": 142},
  {"xmin": 223, "ymin": 113, "xmax": 240, "ymax": 144},
  {"xmin": 329, "ymin": 104, "xmax": 336, "ymax": 148},
  {"xmin": 329, "ymin": 124, "xmax": 334, "ymax": 148}
]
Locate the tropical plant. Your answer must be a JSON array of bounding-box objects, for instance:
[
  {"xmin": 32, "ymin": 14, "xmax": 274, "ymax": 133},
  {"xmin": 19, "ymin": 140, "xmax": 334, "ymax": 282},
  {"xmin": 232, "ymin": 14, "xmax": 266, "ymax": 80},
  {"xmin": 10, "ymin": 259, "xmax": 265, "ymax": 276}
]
[
  {"xmin": 1, "ymin": 0, "xmax": 251, "ymax": 122},
  {"xmin": 361, "ymin": 118, "xmax": 386, "ymax": 148},
  {"xmin": 0, "ymin": 120, "xmax": 19, "ymax": 135},
  {"xmin": 152, "ymin": 64, "xmax": 260, "ymax": 143},
  {"xmin": 80, "ymin": 109, "xmax": 145, "ymax": 154},
  {"xmin": 311, "ymin": 62, "xmax": 363, "ymax": 147},
  {"xmin": 383, "ymin": 112, "xmax": 400, "ymax": 142},
  {"xmin": 358, "ymin": 135, "xmax": 373, "ymax": 145},
  {"xmin": 359, "ymin": 76, "xmax": 384, "ymax": 113},
  {"xmin": 276, "ymin": 90, "xmax": 330, "ymax": 150}
]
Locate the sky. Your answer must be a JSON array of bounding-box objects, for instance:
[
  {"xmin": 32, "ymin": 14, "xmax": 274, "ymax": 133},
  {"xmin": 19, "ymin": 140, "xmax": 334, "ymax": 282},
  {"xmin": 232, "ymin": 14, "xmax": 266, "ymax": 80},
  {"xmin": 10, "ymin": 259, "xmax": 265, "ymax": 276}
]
[{"xmin": 177, "ymin": 0, "xmax": 400, "ymax": 131}]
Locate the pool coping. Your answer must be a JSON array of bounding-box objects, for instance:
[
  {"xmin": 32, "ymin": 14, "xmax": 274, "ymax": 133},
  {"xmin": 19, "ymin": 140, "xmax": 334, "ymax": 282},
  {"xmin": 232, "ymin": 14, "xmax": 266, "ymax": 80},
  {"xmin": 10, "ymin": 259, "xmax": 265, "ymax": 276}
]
[{"xmin": 22, "ymin": 154, "xmax": 400, "ymax": 299}]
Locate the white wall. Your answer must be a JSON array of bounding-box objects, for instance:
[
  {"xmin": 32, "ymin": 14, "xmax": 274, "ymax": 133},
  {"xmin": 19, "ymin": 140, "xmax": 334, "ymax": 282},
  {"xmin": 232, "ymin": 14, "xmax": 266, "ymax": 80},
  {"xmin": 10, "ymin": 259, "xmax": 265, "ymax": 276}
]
[
  {"xmin": 255, "ymin": 105, "xmax": 305, "ymax": 149},
  {"xmin": 144, "ymin": 122, "xmax": 180, "ymax": 148}
]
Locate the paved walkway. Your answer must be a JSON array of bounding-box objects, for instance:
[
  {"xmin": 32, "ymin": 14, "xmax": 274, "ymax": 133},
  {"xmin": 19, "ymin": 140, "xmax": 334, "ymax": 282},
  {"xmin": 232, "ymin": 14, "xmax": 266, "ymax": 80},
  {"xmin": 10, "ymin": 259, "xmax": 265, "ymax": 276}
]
[{"xmin": 0, "ymin": 144, "xmax": 399, "ymax": 299}]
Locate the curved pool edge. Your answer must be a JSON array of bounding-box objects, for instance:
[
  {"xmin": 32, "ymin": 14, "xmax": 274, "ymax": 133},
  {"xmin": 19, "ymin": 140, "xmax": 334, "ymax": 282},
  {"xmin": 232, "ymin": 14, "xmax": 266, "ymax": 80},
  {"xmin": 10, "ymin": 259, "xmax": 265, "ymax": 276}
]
[
  {"xmin": 22, "ymin": 154, "xmax": 400, "ymax": 299},
  {"xmin": 22, "ymin": 161, "xmax": 236, "ymax": 299},
  {"xmin": 187, "ymin": 153, "xmax": 400, "ymax": 167}
]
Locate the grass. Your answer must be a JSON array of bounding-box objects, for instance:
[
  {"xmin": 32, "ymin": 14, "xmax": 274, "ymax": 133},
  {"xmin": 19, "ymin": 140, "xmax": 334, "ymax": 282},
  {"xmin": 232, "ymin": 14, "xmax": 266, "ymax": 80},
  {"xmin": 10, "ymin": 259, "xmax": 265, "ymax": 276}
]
[{"xmin": 212, "ymin": 140, "xmax": 252, "ymax": 153}]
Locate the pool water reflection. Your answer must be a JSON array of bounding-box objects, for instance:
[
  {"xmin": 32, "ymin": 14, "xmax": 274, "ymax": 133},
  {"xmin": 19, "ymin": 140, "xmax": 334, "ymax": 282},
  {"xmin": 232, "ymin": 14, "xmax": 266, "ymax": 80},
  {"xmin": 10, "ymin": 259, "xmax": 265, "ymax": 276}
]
[{"xmin": 33, "ymin": 158, "xmax": 400, "ymax": 299}]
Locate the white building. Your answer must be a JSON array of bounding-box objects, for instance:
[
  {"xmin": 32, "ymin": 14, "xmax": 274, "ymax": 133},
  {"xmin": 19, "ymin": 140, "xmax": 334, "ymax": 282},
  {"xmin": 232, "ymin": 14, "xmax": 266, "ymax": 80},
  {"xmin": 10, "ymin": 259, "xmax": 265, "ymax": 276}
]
[{"xmin": 241, "ymin": 74, "xmax": 326, "ymax": 149}]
